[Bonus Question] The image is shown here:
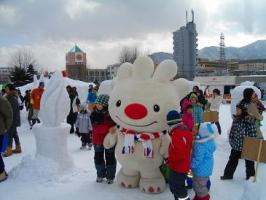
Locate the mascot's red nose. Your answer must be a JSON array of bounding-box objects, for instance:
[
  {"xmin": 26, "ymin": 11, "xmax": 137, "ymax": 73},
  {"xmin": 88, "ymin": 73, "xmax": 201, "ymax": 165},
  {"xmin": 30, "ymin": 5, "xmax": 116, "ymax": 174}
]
[{"xmin": 124, "ymin": 103, "xmax": 148, "ymax": 120}]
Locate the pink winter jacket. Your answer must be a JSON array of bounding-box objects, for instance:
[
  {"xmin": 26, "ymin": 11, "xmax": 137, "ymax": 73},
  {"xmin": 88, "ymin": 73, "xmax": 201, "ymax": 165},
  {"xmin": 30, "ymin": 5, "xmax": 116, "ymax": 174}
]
[{"xmin": 182, "ymin": 112, "xmax": 194, "ymax": 130}]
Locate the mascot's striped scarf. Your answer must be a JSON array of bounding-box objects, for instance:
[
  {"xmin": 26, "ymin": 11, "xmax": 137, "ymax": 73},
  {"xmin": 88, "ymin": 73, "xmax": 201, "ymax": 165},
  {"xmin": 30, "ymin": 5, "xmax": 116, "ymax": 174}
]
[{"xmin": 120, "ymin": 128, "xmax": 161, "ymax": 158}]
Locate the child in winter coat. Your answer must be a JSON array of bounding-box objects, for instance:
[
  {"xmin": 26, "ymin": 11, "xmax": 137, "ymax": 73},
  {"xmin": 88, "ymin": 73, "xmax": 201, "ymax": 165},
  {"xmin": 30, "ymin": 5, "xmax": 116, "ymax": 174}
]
[
  {"xmin": 190, "ymin": 94, "xmax": 204, "ymax": 125},
  {"xmin": 75, "ymin": 104, "xmax": 93, "ymax": 150},
  {"xmin": 167, "ymin": 111, "xmax": 193, "ymax": 200},
  {"xmin": 182, "ymin": 104, "xmax": 194, "ymax": 131},
  {"xmin": 90, "ymin": 94, "xmax": 116, "ymax": 184},
  {"xmin": 221, "ymin": 102, "xmax": 257, "ymax": 180},
  {"xmin": 191, "ymin": 122, "xmax": 217, "ymax": 200}
]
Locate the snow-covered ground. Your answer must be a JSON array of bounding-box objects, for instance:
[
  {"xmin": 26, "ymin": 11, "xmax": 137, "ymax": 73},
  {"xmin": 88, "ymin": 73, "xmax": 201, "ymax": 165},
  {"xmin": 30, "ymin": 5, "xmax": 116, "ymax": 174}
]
[{"xmin": 0, "ymin": 104, "xmax": 265, "ymax": 200}]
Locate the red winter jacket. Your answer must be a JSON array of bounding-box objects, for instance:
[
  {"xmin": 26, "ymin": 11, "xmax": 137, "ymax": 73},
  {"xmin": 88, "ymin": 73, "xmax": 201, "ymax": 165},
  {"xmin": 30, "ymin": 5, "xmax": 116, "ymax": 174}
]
[
  {"xmin": 91, "ymin": 111, "xmax": 116, "ymax": 145},
  {"xmin": 182, "ymin": 112, "xmax": 194, "ymax": 130},
  {"xmin": 167, "ymin": 124, "xmax": 193, "ymax": 173}
]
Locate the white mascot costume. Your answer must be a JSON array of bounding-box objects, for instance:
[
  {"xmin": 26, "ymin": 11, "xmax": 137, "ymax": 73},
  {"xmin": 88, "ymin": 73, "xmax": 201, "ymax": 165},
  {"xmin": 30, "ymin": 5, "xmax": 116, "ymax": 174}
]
[{"xmin": 104, "ymin": 56, "xmax": 190, "ymax": 193}]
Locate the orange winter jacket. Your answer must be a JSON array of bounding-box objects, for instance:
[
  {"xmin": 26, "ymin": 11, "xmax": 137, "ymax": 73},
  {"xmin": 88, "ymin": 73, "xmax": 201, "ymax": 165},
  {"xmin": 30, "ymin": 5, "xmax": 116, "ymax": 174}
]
[{"xmin": 30, "ymin": 87, "xmax": 44, "ymax": 110}]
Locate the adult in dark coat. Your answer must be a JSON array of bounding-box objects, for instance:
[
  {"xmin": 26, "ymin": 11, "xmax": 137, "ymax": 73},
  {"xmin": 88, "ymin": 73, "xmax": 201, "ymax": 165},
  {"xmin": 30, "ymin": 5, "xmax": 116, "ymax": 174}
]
[
  {"xmin": 66, "ymin": 86, "xmax": 80, "ymax": 134},
  {"xmin": 0, "ymin": 95, "xmax": 13, "ymax": 182},
  {"xmin": 4, "ymin": 84, "xmax": 21, "ymax": 157}
]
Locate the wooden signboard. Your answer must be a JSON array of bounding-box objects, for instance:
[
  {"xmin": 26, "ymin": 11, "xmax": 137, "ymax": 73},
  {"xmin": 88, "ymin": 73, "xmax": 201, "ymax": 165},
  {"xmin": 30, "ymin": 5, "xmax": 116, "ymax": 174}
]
[
  {"xmin": 203, "ymin": 111, "xmax": 219, "ymax": 122},
  {"xmin": 241, "ymin": 137, "xmax": 266, "ymax": 182},
  {"xmin": 241, "ymin": 137, "xmax": 266, "ymax": 163}
]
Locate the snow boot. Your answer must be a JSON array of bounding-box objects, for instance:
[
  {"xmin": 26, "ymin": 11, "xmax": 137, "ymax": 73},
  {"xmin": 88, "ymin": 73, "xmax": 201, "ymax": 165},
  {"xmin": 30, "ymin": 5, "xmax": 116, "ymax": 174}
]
[
  {"xmin": 96, "ymin": 177, "xmax": 104, "ymax": 183},
  {"xmin": 193, "ymin": 196, "xmax": 200, "ymax": 200},
  {"xmin": 4, "ymin": 146, "xmax": 12, "ymax": 157},
  {"xmin": 107, "ymin": 179, "xmax": 114, "ymax": 184},
  {"xmin": 0, "ymin": 171, "xmax": 8, "ymax": 183},
  {"xmin": 178, "ymin": 195, "xmax": 190, "ymax": 200},
  {"xmin": 12, "ymin": 145, "xmax": 22, "ymax": 154},
  {"xmin": 195, "ymin": 194, "xmax": 210, "ymax": 200}
]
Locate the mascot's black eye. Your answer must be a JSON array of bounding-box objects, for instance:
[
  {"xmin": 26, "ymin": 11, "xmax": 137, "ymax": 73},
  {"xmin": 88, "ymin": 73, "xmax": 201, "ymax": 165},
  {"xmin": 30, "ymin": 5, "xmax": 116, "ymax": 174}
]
[
  {"xmin": 116, "ymin": 100, "xmax": 121, "ymax": 107},
  {"xmin": 153, "ymin": 104, "xmax": 160, "ymax": 112}
]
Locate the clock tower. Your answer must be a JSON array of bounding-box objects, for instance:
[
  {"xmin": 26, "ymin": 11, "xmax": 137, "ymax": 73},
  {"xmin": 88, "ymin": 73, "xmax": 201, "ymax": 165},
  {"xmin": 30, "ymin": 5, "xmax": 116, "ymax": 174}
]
[{"xmin": 66, "ymin": 45, "xmax": 88, "ymax": 81}]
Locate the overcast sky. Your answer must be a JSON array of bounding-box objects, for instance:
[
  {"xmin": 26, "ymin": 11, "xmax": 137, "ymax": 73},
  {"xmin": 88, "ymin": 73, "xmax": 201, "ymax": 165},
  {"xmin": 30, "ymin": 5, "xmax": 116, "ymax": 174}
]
[{"xmin": 0, "ymin": 0, "xmax": 266, "ymax": 71}]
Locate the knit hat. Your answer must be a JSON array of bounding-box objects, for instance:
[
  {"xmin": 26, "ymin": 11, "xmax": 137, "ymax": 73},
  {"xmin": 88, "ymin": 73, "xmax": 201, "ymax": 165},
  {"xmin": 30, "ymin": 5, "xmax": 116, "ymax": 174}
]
[
  {"xmin": 95, "ymin": 94, "xmax": 109, "ymax": 107},
  {"xmin": 167, "ymin": 110, "xmax": 182, "ymax": 126},
  {"xmin": 196, "ymin": 122, "xmax": 218, "ymax": 139},
  {"xmin": 190, "ymin": 93, "xmax": 198, "ymax": 100},
  {"xmin": 39, "ymin": 82, "xmax": 44, "ymax": 87}
]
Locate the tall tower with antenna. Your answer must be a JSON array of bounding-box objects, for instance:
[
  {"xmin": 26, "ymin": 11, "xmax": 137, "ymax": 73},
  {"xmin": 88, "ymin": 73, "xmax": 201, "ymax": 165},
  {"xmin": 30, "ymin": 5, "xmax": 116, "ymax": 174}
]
[{"xmin": 219, "ymin": 33, "xmax": 227, "ymax": 73}]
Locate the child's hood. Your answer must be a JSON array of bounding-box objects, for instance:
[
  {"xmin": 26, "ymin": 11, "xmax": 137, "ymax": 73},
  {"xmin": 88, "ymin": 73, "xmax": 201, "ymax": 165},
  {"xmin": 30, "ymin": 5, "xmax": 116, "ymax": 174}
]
[{"xmin": 194, "ymin": 139, "xmax": 216, "ymax": 154}]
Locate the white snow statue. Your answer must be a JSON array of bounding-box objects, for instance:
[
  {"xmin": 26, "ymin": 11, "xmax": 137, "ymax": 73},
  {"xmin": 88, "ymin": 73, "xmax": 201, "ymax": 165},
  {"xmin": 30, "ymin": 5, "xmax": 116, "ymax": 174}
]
[
  {"xmin": 98, "ymin": 80, "xmax": 113, "ymax": 95},
  {"xmin": 33, "ymin": 71, "xmax": 74, "ymax": 173},
  {"xmin": 230, "ymin": 82, "xmax": 261, "ymax": 115},
  {"xmin": 103, "ymin": 56, "xmax": 190, "ymax": 193}
]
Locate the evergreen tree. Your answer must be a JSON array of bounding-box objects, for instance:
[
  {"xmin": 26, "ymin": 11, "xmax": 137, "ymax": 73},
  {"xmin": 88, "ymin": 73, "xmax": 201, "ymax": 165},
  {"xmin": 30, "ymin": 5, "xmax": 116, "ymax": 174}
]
[
  {"xmin": 26, "ymin": 64, "xmax": 36, "ymax": 83},
  {"xmin": 9, "ymin": 66, "xmax": 29, "ymax": 87}
]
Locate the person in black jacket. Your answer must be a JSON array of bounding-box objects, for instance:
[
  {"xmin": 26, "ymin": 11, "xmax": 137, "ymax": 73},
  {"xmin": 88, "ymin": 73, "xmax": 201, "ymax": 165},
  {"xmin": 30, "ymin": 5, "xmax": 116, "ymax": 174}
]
[
  {"xmin": 66, "ymin": 86, "xmax": 80, "ymax": 134},
  {"xmin": 4, "ymin": 84, "xmax": 21, "ymax": 157},
  {"xmin": 221, "ymin": 101, "xmax": 257, "ymax": 180}
]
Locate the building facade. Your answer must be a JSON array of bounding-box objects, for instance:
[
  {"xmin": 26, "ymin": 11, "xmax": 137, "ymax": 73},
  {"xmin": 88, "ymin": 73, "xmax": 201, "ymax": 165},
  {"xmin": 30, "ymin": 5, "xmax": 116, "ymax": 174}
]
[
  {"xmin": 173, "ymin": 11, "xmax": 198, "ymax": 80},
  {"xmin": 88, "ymin": 69, "xmax": 108, "ymax": 82},
  {"xmin": 238, "ymin": 59, "xmax": 266, "ymax": 72},
  {"xmin": 106, "ymin": 63, "xmax": 120, "ymax": 79},
  {"xmin": 66, "ymin": 45, "xmax": 88, "ymax": 81},
  {"xmin": 0, "ymin": 67, "xmax": 11, "ymax": 84}
]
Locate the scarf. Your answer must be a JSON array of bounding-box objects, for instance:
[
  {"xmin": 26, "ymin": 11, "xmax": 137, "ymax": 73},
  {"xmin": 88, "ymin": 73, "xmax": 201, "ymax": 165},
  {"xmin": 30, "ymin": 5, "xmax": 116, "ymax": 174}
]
[{"xmin": 120, "ymin": 128, "xmax": 161, "ymax": 158}]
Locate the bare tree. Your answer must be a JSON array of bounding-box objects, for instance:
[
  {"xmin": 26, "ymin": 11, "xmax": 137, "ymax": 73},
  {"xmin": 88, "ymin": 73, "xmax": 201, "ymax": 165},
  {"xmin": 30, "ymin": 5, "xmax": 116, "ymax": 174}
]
[
  {"xmin": 118, "ymin": 46, "xmax": 139, "ymax": 64},
  {"xmin": 9, "ymin": 48, "xmax": 37, "ymax": 69}
]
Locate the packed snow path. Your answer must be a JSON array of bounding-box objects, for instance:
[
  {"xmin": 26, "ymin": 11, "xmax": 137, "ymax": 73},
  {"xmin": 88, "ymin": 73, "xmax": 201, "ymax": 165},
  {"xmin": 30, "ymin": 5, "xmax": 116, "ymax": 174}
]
[{"xmin": 0, "ymin": 105, "xmax": 265, "ymax": 200}]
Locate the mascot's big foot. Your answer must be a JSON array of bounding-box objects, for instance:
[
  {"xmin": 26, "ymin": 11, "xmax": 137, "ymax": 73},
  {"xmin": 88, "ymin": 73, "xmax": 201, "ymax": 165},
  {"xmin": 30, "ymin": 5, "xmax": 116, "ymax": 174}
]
[
  {"xmin": 118, "ymin": 168, "xmax": 140, "ymax": 188},
  {"xmin": 139, "ymin": 169, "xmax": 166, "ymax": 194}
]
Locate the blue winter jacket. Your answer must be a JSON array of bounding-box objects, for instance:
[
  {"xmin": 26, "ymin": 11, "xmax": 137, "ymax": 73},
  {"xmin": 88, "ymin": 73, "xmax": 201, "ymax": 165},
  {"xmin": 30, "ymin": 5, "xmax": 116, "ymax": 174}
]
[
  {"xmin": 87, "ymin": 92, "xmax": 97, "ymax": 104},
  {"xmin": 191, "ymin": 136, "xmax": 216, "ymax": 177}
]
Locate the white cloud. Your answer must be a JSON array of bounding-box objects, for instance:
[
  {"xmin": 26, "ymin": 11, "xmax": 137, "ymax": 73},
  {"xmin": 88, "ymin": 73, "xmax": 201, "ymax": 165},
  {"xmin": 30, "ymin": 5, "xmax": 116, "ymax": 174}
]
[
  {"xmin": 1, "ymin": 0, "xmax": 266, "ymax": 70},
  {"xmin": 0, "ymin": 5, "xmax": 16, "ymax": 26},
  {"xmin": 65, "ymin": 0, "xmax": 101, "ymax": 20}
]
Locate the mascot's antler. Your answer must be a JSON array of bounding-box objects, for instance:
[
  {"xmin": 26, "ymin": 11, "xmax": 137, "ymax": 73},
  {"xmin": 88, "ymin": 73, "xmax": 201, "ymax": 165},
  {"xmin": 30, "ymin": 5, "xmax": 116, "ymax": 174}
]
[{"xmin": 39, "ymin": 71, "xmax": 69, "ymax": 127}]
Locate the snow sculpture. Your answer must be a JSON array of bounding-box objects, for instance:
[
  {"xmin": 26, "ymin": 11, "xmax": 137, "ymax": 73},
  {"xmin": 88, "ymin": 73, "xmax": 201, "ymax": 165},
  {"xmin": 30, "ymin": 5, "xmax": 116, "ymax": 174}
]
[
  {"xmin": 98, "ymin": 80, "xmax": 113, "ymax": 95},
  {"xmin": 33, "ymin": 74, "xmax": 38, "ymax": 88},
  {"xmin": 33, "ymin": 71, "xmax": 74, "ymax": 173},
  {"xmin": 104, "ymin": 56, "xmax": 190, "ymax": 193},
  {"xmin": 230, "ymin": 82, "xmax": 261, "ymax": 115}
]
